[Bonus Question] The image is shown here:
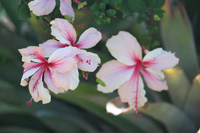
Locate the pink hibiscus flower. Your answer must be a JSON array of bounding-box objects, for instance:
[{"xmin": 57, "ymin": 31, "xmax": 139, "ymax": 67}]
[
  {"xmin": 96, "ymin": 31, "xmax": 179, "ymax": 114},
  {"xmin": 19, "ymin": 46, "xmax": 80, "ymax": 104},
  {"xmin": 39, "ymin": 18, "xmax": 102, "ymax": 72},
  {"xmin": 28, "ymin": 0, "xmax": 75, "ymax": 17}
]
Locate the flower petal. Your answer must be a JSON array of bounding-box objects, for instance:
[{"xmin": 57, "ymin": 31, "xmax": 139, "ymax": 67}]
[
  {"xmin": 48, "ymin": 47, "xmax": 79, "ymax": 73},
  {"xmin": 44, "ymin": 68, "xmax": 63, "ymax": 94},
  {"xmin": 96, "ymin": 60, "xmax": 133, "ymax": 93},
  {"xmin": 18, "ymin": 46, "xmax": 45, "ymax": 63},
  {"xmin": 21, "ymin": 63, "xmax": 42, "ymax": 86},
  {"xmin": 50, "ymin": 18, "xmax": 76, "ymax": 45},
  {"xmin": 52, "ymin": 65, "xmax": 79, "ymax": 91},
  {"xmin": 143, "ymin": 48, "xmax": 179, "ymax": 70},
  {"xmin": 60, "ymin": 0, "xmax": 75, "ymax": 18},
  {"xmin": 28, "ymin": 0, "xmax": 56, "ymax": 16},
  {"xmin": 106, "ymin": 97, "xmax": 131, "ymax": 116},
  {"xmin": 141, "ymin": 68, "xmax": 168, "ymax": 91},
  {"xmin": 29, "ymin": 68, "xmax": 51, "ymax": 104},
  {"xmin": 39, "ymin": 39, "xmax": 67, "ymax": 57},
  {"xmin": 118, "ymin": 76, "xmax": 147, "ymax": 111},
  {"xmin": 106, "ymin": 31, "xmax": 142, "ymax": 66},
  {"xmin": 76, "ymin": 28, "xmax": 102, "ymax": 49},
  {"xmin": 77, "ymin": 50, "xmax": 101, "ymax": 72}
]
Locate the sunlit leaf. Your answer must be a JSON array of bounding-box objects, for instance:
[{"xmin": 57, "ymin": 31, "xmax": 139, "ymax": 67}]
[
  {"xmin": 164, "ymin": 67, "xmax": 190, "ymax": 109},
  {"xmin": 184, "ymin": 74, "xmax": 200, "ymax": 127}
]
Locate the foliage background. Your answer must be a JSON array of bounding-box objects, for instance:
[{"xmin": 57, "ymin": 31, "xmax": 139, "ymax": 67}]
[{"xmin": 0, "ymin": 0, "xmax": 200, "ymax": 132}]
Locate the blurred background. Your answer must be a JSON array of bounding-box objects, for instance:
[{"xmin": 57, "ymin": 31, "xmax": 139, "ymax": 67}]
[{"xmin": 0, "ymin": 0, "xmax": 200, "ymax": 132}]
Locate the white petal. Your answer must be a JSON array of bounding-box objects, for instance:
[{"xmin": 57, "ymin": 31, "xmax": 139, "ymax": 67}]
[
  {"xmin": 50, "ymin": 18, "xmax": 76, "ymax": 45},
  {"xmin": 52, "ymin": 65, "xmax": 79, "ymax": 91},
  {"xmin": 106, "ymin": 31, "xmax": 142, "ymax": 66},
  {"xmin": 28, "ymin": 0, "xmax": 56, "ymax": 16},
  {"xmin": 21, "ymin": 63, "xmax": 42, "ymax": 86},
  {"xmin": 39, "ymin": 39, "xmax": 67, "ymax": 57},
  {"xmin": 29, "ymin": 68, "xmax": 51, "ymax": 104},
  {"xmin": 77, "ymin": 50, "xmax": 101, "ymax": 72},
  {"xmin": 141, "ymin": 68, "xmax": 168, "ymax": 91},
  {"xmin": 118, "ymin": 76, "xmax": 147, "ymax": 111},
  {"xmin": 106, "ymin": 97, "xmax": 131, "ymax": 116},
  {"xmin": 96, "ymin": 60, "xmax": 134, "ymax": 93},
  {"xmin": 143, "ymin": 48, "xmax": 179, "ymax": 70},
  {"xmin": 48, "ymin": 46, "xmax": 79, "ymax": 62},
  {"xmin": 76, "ymin": 28, "xmax": 102, "ymax": 49},
  {"xmin": 44, "ymin": 68, "xmax": 63, "ymax": 94},
  {"xmin": 60, "ymin": 0, "xmax": 75, "ymax": 18},
  {"xmin": 18, "ymin": 46, "xmax": 44, "ymax": 63}
]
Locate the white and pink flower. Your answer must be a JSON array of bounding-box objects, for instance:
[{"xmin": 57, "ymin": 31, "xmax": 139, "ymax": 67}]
[
  {"xmin": 96, "ymin": 31, "xmax": 179, "ymax": 115},
  {"xmin": 28, "ymin": 0, "xmax": 75, "ymax": 17},
  {"xmin": 40, "ymin": 18, "xmax": 102, "ymax": 72},
  {"xmin": 19, "ymin": 46, "xmax": 80, "ymax": 104}
]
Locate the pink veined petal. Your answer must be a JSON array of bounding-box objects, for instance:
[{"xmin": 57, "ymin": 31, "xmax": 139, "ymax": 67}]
[
  {"xmin": 21, "ymin": 63, "xmax": 42, "ymax": 86},
  {"xmin": 118, "ymin": 74, "xmax": 147, "ymax": 112},
  {"xmin": 39, "ymin": 39, "xmax": 67, "ymax": 57},
  {"xmin": 28, "ymin": 0, "xmax": 56, "ymax": 16},
  {"xmin": 48, "ymin": 47, "xmax": 79, "ymax": 73},
  {"xmin": 96, "ymin": 60, "xmax": 134, "ymax": 93},
  {"xmin": 49, "ymin": 57, "xmax": 77, "ymax": 73},
  {"xmin": 48, "ymin": 46, "xmax": 79, "ymax": 63},
  {"xmin": 77, "ymin": 50, "xmax": 101, "ymax": 72},
  {"xmin": 18, "ymin": 46, "xmax": 45, "ymax": 63},
  {"xmin": 143, "ymin": 48, "xmax": 179, "ymax": 70},
  {"xmin": 29, "ymin": 67, "xmax": 51, "ymax": 104},
  {"xmin": 50, "ymin": 18, "xmax": 77, "ymax": 45},
  {"xmin": 60, "ymin": 0, "xmax": 75, "ymax": 18},
  {"xmin": 141, "ymin": 68, "xmax": 168, "ymax": 91},
  {"xmin": 52, "ymin": 65, "xmax": 79, "ymax": 91},
  {"xmin": 76, "ymin": 28, "xmax": 102, "ymax": 49},
  {"xmin": 106, "ymin": 31, "xmax": 142, "ymax": 66},
  {"xmin": 44, "ymin": 68, "xmax": 63, "ymax": 94}
]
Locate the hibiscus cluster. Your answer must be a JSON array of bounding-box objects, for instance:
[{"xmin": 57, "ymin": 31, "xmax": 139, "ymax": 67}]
[
  {"xmin": 19, "ymin": 19, "xmax": 101, "ymax": 104},
  {"xmin": 19, "ymin": 0, "xmax": 179, "ymax": 116}
]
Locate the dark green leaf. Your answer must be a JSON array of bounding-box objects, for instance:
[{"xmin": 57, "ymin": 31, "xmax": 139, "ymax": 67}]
[
  {"xmin": 128, "ymin": 0, "xmax": 146, "ymax": 13},
  {"xmin": 18, "ymin": 2, "xmax": 31, "ymax": 20}
]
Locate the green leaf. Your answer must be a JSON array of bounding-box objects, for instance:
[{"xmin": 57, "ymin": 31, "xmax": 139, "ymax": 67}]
[
  {"xmin": 106, "ymin": 9, "xmax": 116, "ymax": 16},
  {"xmin": 96, "ymin": 78, "xmax": 107, "ymax": 87},
  {"xmin": 144, "ymin": 0, "xmax": 165, "ymax": 8},
  {"xmin": 184, "ymin": 75, "xmax": 200, "ymax": 127},
  {"xmin": 164, "ymin": 67, "xmax": 190, "ymax": 109},
  {"xmin": 108, "ymin": 0, "xmax": 121, "ymax": 5},
  {"xmin": 143, "ymin": 102, "xmax": 196, "ymax": 133},
  {"xmin": 18, "ymin": 1, "xmax": 31, "ymax": 20},
  {"xmin": 127, "ymin": 0, "xmax": 146, "ymax": 13}
]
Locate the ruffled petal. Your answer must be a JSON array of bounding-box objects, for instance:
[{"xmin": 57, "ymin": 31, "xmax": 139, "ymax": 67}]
[
  {"xmin": 143, "ymin": 48, "xmax": 179, "ymax": 70},
  {"xmin": 52, "ymin": 65, "xmax": 79, "ymax": 91},
  {"xmin": 96, "ymin": 60, "xmax": 133, "ymax": 93},
  {"xmin": 50, "ymin": 18, "xmax": 76, "ymax": 45},
  {"xmin": 60, "ymin": 0, "xmax": 75, "ymax": 18},
  {"xmin": 118, "ymin": 76, "xmax": 147, "ymax": 111},
  {"xmin": 39, "ymin": 39, "xmax": 67, "ymax": 57},
  {"xmin": 106, "ymin": 31, "xmax": 142, "ymax": 66},
  {"xmin": 141, "ymin": 68, "xmax": 168, "ymax": 91},
  {"xmin": 18, "ymin": 46, "xmax": 45, "ymax": 63},
  {"xmin": 76, "ymin": 28, "xmax": 102, "ymax": 49},
  {"xmin": 21, "ymin": 63, "xmax": 42, "ymax": 86},
  {"xmin": 29, "ymin": 68, "xmax": 51, "ymax": 104},
  {"xmin": 28, "ymin": 0, "xmax": 56, "ymax": 16},
  {"xmin": 44, "ymin": 68, "xmax": 63, "ymax": 94},
  {"xmin": 77, "ymin": 50, "xmax": 100, "ymax": 72}
]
